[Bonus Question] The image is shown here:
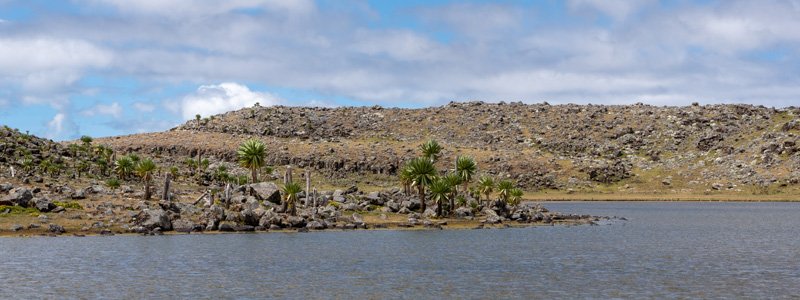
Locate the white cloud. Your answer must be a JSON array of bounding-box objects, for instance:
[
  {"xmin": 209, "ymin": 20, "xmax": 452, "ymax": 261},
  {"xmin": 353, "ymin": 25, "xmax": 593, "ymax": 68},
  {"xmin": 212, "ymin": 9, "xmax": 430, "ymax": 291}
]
[
  {"xmin": 46, "ymin": 113, "xmax": 65, "ymax": 139},
  {"xmin": 86, "ymin": 0, "xmax": 315, "ymax": 18},
  {"xmin": 22, "ymin": 95, "xmax": 71, "ymax": 111},
  {"xmin": 351, "ymin": 29, "xmax": 445, "ymax": 61},
  {"xmin": 44, "ymin": 113, "xmax": 77, "ymax": 140},
  {"xmin": 417, "ymin": 3, "xmax": 521, "ymax": 39},
  {"xmin": 566, "ymin": 0, "xmax": 656, "ymax": 22},
  {"xmin": 180, "ymin": 83, "xmax": 284, "ymax": 120},
  {"xmin": 79, "ymin": 102, "xmax": 123, "ymax": 118},
  {"xmin": 0, "ymin": 38, "xmax": 112, "ymax": 95},
  {"xmin": 133, "ymin": 102, "xmax": 155, "ymax": 112}
]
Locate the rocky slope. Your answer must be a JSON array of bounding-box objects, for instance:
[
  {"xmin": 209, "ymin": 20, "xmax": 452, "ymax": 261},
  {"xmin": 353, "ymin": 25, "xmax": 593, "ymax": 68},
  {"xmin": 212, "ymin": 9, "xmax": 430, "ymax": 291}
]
[{"xmin": 97, "ymin": 102, "xmax": 800, "ymax": 196}]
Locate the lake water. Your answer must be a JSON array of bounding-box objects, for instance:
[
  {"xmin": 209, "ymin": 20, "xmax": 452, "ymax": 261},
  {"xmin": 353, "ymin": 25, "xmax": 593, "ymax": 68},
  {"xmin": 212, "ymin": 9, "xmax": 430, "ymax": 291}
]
[{"xmin": 2, "ymin": 202, "xmax": 799, "ymax": 299}]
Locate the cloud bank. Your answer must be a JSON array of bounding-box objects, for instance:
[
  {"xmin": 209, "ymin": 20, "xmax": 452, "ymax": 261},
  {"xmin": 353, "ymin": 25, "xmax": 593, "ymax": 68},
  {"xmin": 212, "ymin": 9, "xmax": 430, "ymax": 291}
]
[
  {"xmin": 181, "ymin": 83, "xmax": 284, "ymax": 120},
  {"xmin": 1, "ymin": 0, "xmax": 799, "ymax": 140}
]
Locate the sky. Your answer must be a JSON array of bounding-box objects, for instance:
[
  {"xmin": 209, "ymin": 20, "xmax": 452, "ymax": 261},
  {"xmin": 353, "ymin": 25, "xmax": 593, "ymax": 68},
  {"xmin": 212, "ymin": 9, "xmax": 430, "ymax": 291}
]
[{"xmin": 1, "ymin": 0, "xmax": 799, "ymax": 141}]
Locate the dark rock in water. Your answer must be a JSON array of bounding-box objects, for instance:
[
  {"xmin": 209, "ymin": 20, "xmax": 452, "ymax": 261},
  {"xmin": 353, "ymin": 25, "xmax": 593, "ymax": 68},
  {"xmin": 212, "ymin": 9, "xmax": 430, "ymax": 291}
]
[
  {"xmin": 218, "ymin": 223, "xmax": 235, "ymax": 232},
  {"xmin": 152, "ymin": 228, "xmax": 164, "ymax": 235},
  {"xmin": 249, "ymin": 182, "xmax": 281, "ymax": 204},
  {"xmin": 99, "ymin": 229, "xmax": 113, "ymax": 235},
  {"xmin": 47, "ymin": 223, "xmax": 65, "ymax": 234},
  {"xmin": 72, "ymin": 234, "xmax": 85, "ymax": 237},
  {"xmin": 473, "ymin": 224, "xmax": 484, "ymax": 229},
  {"xmin": 269, "ymin": 224, "xmax": 282, "ymax": 231},
  {"xmin": 343, "ymin": 223, "xmax": 356, "ymax": 230},
  {"xmin": 10, "ymin": 224, "xmax": 23, "ymax": 232},
  {"xmin": 254, "ymin": 226, "xmax": 266, "ymax": 231},
  {"xmin": 297, "ymin": 227, "xmax": 309, "ymax": 233},
  {"xmin": 397, "ymin": 224, "xmax": 412, "ymax": 228},
  {"xmin": 373, "ymin": 224, "xmax": 387, "ymax": 229},
  {"xmin": 234, "ymin": 225, "xmax": 255, "ymax": 232}
]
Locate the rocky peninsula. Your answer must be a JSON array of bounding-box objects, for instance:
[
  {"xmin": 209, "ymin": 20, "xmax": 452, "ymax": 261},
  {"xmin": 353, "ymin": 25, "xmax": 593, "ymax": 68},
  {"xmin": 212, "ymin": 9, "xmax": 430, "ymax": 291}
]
[{"xmin": 3, "ymin": 101, "xmax": 800, "ymax": 236}]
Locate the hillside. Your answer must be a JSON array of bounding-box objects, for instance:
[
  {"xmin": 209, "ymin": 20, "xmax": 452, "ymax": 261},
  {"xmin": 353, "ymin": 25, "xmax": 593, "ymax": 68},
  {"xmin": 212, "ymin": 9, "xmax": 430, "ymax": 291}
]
[{"xmin": 87, "ymin": 101, "xmax": 800, "ymax": 199}]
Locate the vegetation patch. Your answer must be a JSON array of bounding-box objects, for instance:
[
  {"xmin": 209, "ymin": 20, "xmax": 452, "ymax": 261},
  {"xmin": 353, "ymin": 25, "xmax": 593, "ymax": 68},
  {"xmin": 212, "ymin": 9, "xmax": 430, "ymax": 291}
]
[
  {"xmin": 54, "ymin": 202, "xmax": 83, "ymax": 209},
  {"xmin": 0, "ymin": 205, "xmax": 40, "ymax": 215}
]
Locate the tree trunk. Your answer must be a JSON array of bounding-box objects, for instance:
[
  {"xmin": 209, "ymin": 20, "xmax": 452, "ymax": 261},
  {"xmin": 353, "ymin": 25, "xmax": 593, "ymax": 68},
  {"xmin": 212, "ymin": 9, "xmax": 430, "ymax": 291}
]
[
  {"xmin": 312, "ymin": 188, "xmax": 318, "ymax": 207},
  {"xmin": 162, "ymin": 172, "xmax": 171, "ymax": 201},
  {"xmin": 251, "ymin": 167, "xmax": 258, "ymax": 183},
  {"xmin": 418, "ymin": 186, "xmax": 426, "ymax": 213},
  {"xmin": 305, "ymin": 170, "xmax": 310, "ymax": 208},
  {"xmin": 436, "ymin": 199, "xmax": 443, "ymax": 217},
  {"xmin": 449, "ymin": 192, "xmax": 455, "ymax": 213},
  {"xmin": 144, "ymin": 179, "xmax": 151, "ymax": 200}
]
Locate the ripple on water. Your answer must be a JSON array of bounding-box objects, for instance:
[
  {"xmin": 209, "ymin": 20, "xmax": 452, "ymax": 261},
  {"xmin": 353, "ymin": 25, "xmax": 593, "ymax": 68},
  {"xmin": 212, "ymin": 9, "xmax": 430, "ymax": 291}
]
[{"xmin": 1, "ymin": 202, "xmax": 800, "ymax": 299}]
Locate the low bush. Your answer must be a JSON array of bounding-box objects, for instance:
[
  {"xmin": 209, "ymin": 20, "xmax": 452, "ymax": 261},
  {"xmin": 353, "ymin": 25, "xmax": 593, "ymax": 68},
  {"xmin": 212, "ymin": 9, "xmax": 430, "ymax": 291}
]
[{"xmin": 54, "ymin": 202, "xmax": 83, "ymax": 209}]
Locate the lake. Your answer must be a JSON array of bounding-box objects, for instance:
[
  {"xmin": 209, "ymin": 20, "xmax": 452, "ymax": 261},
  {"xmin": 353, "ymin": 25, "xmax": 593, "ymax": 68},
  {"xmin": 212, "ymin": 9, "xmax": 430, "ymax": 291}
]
[{"xmin": 1, "ymin": 202, "xmax": 799, "ymax": 299}]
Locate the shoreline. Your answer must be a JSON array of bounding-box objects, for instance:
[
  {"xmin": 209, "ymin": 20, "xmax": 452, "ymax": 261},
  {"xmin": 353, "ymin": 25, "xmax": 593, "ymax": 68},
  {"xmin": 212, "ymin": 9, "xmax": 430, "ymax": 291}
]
[{"xmin": 0, "ymin": 218, "xmax": 602, "ymax": 238}]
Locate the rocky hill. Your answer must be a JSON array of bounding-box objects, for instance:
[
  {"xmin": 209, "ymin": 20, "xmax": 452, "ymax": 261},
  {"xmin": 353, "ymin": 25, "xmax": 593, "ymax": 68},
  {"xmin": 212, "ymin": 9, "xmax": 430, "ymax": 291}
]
[{"xmin": 85, "ymin": 101, "xmax": 800, "ymax": 198}]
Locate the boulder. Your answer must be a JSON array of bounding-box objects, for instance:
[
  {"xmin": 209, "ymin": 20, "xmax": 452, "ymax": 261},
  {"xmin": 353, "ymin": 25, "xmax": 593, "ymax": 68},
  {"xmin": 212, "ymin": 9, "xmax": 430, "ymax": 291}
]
[
  {"xmin": 286, "ymin": 216, "xmax": 307, "ymax": 228},
  {"xmin": 269, "ymin": 224, "xmax": 282, "ymax": 230},
  {"xmin": 10, "ymin": 224, "xmax": 23, "ymax": 232},
  {"xmin": 1, "ymin": 187, "xmax": 32, "ymax": 207},
  {"xmin": 218, "ymin": 223, "xmax": 235, "ymax": 232},
  {"xmin": 48, "ymin": 223, "xmax": 66, "ymax": 234},
  {"xmin": 306, "ymin": 220, "xmax": 325, "ymax": 230},
  {"xmin": 234, "ymin": 225, "xmax": 255, "ymax": 232},
  {"xmin": 31, "ymin": 197, "xmax": 56, "ymax": 212},
  {"xmin": 453, "ymin": 207, "xmax": 473, "ymax": 218},
  {"xmin": 407, "ymin": 218, "xmax": 421, "ymax": 226},
  {"xmin": 130, "ymin": 225, "xmax": 148, "ymax": 233},
  {"xmin": 249, "ymin": 182, "xmax": 281, "ymax": 204},
  {"xmin": 133, "ymin": 209, "xmax": 173, "ymax": 231},
  {"xmin": 341, "ymin": 203, "xmax": 359, "ymax": 211},
  {"xmin": 172, "ymin": 218, "xmax": 199, "ymax": 233},
  {"xmin": 0, "ymin": 183, "xmax": 13, "ymax": 193},
  {"xmin": 423, "ymin": 208, "xmax": 437, "ymax": 218},
  {"xmin": 257, "ymin": 210, "xmax": 277, "ymax": 226},
  {"xmin": 352, "ymin": 212, "xmax": 364, "ymax": 225}
]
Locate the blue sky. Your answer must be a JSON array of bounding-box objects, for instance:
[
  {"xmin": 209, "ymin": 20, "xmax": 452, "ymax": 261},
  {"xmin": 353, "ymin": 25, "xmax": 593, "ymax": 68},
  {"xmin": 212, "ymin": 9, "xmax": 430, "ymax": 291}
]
[{"xmin": 1, "ymin": 0, "xmax": 798, "ymax": 141}]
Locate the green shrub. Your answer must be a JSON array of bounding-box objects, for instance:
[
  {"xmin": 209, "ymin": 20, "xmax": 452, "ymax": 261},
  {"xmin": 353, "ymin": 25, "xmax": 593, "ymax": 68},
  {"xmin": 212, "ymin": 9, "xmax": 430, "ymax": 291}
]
[
  {"xmin": 0, "ymin": 205, "xmax": 40, "ymax": 214},
  {"xmin": 54, "ymin": 202, "xmax": 83, "ymax": 209}
]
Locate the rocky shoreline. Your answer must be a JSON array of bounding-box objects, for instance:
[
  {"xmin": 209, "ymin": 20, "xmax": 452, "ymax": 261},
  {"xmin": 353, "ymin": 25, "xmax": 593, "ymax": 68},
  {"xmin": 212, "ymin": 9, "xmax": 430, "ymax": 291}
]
[{"xmin": 2, "ymin": 180, "xmax": 618, "ymax": 237}]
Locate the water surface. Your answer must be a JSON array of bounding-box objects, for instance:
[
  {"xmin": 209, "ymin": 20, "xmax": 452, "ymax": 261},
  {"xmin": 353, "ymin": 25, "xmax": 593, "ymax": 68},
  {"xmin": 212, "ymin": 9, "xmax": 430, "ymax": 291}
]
[{"xmin": 1, "ymin": 202, "xmax": 799, "ymax": 299}]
